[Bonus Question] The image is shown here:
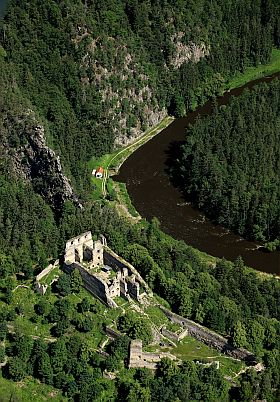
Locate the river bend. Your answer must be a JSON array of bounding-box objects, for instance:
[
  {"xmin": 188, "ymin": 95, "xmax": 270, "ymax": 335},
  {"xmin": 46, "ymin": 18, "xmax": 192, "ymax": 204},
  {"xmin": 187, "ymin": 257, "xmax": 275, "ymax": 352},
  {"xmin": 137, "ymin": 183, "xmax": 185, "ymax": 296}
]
[{"xmin": 116, "ymin": 73, "xmax": 280, "ymax": 274}]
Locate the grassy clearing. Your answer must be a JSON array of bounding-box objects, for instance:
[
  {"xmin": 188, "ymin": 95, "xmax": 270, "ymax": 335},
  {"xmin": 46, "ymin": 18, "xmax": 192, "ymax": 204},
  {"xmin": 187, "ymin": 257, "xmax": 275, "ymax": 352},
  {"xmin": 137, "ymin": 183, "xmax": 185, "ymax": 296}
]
[
  {"xmin": 171, "ymin": 336, "xmax": 245, "ymax": 378},
  {"xmin": 88, "ymin": 116, "xmax": 174, "ymax": 200},
  {"xmin": 173, "ymin": 336, "xmax": 221, "ymax": 360},
  {"xmin": 0, "ymin": 376, "xmax": 66, "ymax": 402},
  {"xmin": 89, "ymin": 154, "xmax": 113, "ymax": 200},
  {"xmin": 144, "ymin": 305, "xmax": 169, "ymax": 327},
  {"xmin": 114, "ymin": 182, "xmax": 139, "ymax": 218},
  {"xmin": 226, "ymin": 48, "xmax": 280, "ymax": 90},
  {"xmin": 11, "ymin": 287, "xmax": 54, "ymax": 337}
]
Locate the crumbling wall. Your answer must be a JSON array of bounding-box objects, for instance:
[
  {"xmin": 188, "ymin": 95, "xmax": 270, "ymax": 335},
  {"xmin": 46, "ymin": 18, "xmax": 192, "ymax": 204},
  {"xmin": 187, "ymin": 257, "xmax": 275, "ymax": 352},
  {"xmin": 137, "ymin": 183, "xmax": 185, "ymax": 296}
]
[
  {"xmin": 105, "ymin": 326, "xmax": 122, "ymax": 339},
  {"xmin": 104, "ymin": 249, "xmax": 151, "ymax": 296},
  {"xmin": 64, "ymin": 231, "xmax": 94, "ymax": 264},
  {"xmin": 63, "ymin": 232, "xmax": 151, "ymax": 307},
  {"xmin": 34, "ymin": 259, "xmax": 60, "ymax": 295},
  {"xmin": 161, "ymin": 327, "xmax": 188, "ymax": 342},
  {"xmin": 35, "ymin": 260, "xmax": 59, "ymax": 282},
  {"xmin": 129, "ymin": 340, "xmax": 177, "ymax": 369},
  {"xmin": 160, "ymin": 307, "xmax": 256, "ymax": 363},
  {"xmin": 127, "ymin": 278, "xmax": 140, "ymax": 300},
  {"xmin": 71, "ymin": 262, "xmax": 117, "ymax": 308}
]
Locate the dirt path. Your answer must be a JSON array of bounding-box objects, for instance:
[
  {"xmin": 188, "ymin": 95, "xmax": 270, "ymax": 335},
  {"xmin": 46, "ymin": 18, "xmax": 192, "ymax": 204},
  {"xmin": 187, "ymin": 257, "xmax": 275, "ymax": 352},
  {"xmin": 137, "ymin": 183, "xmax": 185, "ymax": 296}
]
[{"xmin": 101, "ymin": 116, "xmax": 174, "ymax": 197}]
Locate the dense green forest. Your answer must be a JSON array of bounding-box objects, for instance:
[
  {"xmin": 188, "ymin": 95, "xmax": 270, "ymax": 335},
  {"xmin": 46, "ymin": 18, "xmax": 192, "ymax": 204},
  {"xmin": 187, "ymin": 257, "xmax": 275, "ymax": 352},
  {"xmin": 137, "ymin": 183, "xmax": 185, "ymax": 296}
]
[
  {"xmin": 1, "ymin": 0, "xmax": 280, "ymax": 400},
  {"xmin": 174, "ymin": 81, "xmax": 280, "ymax": 245},
  {"xmin": 1, "ymin": 0, "xmax": 280, "ymax": 192},
  {"xmin": 1, "ymin": 206, "xmax": 280, "ymax": 400},
  {"xmin": 1, "ymin": 0, "xmax": 280, "ymax": 267}
]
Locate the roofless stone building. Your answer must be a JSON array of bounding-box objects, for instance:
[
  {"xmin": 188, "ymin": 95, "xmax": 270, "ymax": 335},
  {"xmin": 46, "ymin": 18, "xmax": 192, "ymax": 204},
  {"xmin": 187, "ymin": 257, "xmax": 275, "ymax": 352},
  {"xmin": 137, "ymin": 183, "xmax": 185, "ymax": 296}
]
[{"xmin": 64, "ymin": 231, "xmax": 152, "ymax": 308}]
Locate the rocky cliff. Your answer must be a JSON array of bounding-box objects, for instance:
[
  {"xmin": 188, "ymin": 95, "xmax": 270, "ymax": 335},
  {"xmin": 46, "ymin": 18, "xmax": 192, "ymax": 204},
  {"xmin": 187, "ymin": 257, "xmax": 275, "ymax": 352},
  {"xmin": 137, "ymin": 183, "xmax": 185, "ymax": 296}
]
[{"xmin": 2, "ymin": 110, "xmax": 81, "ymax": 211}]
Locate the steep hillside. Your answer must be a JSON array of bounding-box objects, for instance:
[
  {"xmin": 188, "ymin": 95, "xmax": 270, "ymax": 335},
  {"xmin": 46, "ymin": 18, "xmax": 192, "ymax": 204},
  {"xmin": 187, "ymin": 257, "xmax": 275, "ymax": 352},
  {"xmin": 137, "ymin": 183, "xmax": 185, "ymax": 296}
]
[
  {"xmin": 0, "ymin": 0, "xmax": 280, "ymax": 279},
  {"xmin": 176, "ymin": 81, "xmax": 280, "ymax": 244},
  {"xmin": 1, "ymin": 2, "xmax": 280, "ymax": 400},
  {"xmin": 1, "ymin": 0, "xmax": 280, "ymax": 194}
]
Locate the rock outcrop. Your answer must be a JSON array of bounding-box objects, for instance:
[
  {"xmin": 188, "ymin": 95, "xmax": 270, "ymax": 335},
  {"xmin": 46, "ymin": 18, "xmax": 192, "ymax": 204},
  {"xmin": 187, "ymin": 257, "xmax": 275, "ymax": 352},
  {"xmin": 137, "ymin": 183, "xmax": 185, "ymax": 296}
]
[
  {"xmin": 3, "ymin": 111, "xmax": 81, "ymax": 210},
  {"xmin": 171, "ymin": 32, "xmax": 209, "ymax": 69}
]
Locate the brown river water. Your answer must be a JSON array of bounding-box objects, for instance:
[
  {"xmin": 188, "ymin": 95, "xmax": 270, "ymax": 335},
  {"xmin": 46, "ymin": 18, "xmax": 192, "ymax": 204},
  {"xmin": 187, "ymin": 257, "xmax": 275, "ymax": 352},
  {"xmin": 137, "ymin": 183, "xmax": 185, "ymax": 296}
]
[{"xmin": 116, "ymin": 73, "xmax": 280, "ymax": 275}]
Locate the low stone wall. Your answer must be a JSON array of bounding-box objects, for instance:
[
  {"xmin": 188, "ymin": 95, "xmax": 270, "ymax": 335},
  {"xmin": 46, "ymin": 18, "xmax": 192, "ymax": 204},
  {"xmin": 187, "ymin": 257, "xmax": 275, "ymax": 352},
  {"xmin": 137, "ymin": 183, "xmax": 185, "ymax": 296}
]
[
  {"xmin": 161, "ymin": 327, "xmax": 188, "ymax": 342},
  {"xmin": 129, "ymin": 339, "xmax": 177, "ymax": 369},
  {"xmin": 34, "ymin": 282, "xmax": 48, "ymax": 295},
  {"xmin": 35, "ymin": 259, "xmax": 59, "ymax": 282},
  {"xmin": 105, "ymin": 326, "xmax": 122, "ymax": 339},
  {"xmin": 159, "ymin": 306, "xmax": 256, "ymax": 363},
  {"xmin": 35, "ymin": 260, "xmax": 60, "ymax": 295}
]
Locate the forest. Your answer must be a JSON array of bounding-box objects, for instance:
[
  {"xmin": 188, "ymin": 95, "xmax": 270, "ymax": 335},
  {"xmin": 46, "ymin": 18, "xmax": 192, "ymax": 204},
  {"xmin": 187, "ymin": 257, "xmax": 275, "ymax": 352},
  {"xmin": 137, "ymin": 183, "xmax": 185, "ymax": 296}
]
[
  {"xmin": 174, "ymin": 81, "xmax": 280, "ymax": 245},
  {"xmin": 1, "ymin": 0, "xmax": 280, "ymax": 193},
  {"xmin": 1, "ymin": 205, "xmax": 280, "ymax": 401},
  {"xmin": 0, "ymin": 0, "xmax": 280, "ymax": 400}
]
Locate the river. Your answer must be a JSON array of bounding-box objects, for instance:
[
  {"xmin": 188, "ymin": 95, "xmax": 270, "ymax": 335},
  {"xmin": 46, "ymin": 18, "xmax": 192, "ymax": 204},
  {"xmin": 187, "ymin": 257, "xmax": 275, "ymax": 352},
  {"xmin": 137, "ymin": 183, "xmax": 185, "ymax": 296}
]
[{"xmin": 116, "ymin": 73, "xmax": 280, "ymax": 275}]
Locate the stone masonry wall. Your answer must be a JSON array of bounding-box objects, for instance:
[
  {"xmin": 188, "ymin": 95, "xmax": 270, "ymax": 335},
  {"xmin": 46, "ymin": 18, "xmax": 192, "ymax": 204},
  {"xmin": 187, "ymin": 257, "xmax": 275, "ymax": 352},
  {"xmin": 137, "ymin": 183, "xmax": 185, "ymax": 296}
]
[
  {"xmin": 160, "ymin": 306, "xmax": 256, "ymax": 363},
  {"xmin": 71, "ymin": 262, "xmax": 117, "ymax": 308},
  {"xmin": 35, "ymin": 260, "xmax": 59, "ymax": 282},
  {"xmin": 104, "ymin": 249, "xmax": 151, "ymax": 296},
  {"xmin": 161, "ymin": 327, "xmax": 188, "ymax": 343}
]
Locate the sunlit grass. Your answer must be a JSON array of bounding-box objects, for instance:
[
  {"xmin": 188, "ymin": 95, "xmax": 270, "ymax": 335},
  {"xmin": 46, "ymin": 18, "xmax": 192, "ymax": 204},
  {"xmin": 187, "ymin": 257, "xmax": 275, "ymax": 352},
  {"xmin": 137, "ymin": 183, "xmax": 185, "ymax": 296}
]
[{"xmin": 226, "ymin": 48, "xmax": 280, "ymax": 90}]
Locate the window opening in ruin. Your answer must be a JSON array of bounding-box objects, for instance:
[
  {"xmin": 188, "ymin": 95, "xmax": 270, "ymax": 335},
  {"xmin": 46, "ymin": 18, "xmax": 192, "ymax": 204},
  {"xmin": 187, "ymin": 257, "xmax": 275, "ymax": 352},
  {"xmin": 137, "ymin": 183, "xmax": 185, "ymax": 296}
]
[{"xmin": 75, "ymin": 249, "xmax": 80, "ymax": 263}]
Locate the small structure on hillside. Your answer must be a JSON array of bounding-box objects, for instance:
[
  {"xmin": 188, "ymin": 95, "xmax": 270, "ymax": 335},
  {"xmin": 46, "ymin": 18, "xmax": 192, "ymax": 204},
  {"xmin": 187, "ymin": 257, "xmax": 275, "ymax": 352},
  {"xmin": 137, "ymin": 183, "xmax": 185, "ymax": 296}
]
[
  {"xmin": 95, "ymin": 166, "xmax": 104, "ymax": 178},
  {"xmin": 161, "ymin": 326, "xmax": 188, "ymax": 343},
  {"xmin": 64, "ymin": 231, "xmax": 151, "ymax": 308},
  {"xmin": 34, "ymin": 259, "xmax": 60, "ymax": 295},
  {"xmin": 128, "ymin": 340, "xmax": 177, "ymax": 369}
]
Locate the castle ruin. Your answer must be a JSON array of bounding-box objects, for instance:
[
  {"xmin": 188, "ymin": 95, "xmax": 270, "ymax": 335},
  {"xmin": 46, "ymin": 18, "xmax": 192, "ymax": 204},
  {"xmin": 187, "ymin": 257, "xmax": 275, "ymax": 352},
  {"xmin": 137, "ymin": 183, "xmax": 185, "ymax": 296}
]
[
  {"xmin": 64, "ymin": 231, "xmax": 151, "ymax": 308},
  {"xmin": 128, "ymin": 340, "xmax": 177, "ymax": 369}
]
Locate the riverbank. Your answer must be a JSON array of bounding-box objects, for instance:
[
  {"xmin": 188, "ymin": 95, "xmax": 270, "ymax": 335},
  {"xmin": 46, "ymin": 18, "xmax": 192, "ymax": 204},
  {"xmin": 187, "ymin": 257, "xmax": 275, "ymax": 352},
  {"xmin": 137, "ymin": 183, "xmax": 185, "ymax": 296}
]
[
  {"xmin": 89, "ymin": 116, "xmax": 174, "ymax": 200},
  {"xmin": 89, "ymin": 49, "xmax": 280, "ymax": 202},
  {"xmin": 226, "ymin": 48, "xmax": 280, "ymax": 90},
  {"xmin": 89, "ymin": 48, "xmax": 280, "ymax": 275},
  {"xmin": 116, "ymin": 73, "xmax": 280, "ymax": 275}
]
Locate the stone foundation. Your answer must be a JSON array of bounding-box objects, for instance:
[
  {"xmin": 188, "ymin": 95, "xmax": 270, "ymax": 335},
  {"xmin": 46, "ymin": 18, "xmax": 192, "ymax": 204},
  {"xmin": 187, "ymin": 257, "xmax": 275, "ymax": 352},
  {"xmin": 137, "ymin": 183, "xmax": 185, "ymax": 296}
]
[
  {"xmin": 128, "ymin": 340, "xmax": 177, "ymax": 369},
  {"xmin": 160, "ymin": 306, "xmax": 256, "ymax": 363}
]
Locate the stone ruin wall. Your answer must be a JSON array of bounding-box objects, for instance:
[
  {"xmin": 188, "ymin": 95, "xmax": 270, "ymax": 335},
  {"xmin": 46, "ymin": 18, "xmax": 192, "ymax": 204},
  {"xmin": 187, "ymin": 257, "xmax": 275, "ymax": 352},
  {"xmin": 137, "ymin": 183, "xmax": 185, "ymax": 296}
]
[
  {"xmin": 161, "ymin": 327, "xmax": 188, "ymax": 343},
  {"xmin": 160, "ymin": 306, "xmax": 256, "ymax": 363},
  {"xmin": 63, "ymin": 231, "xmax": 150, "ymax": 307},
  {"xmin": 35, "ymin": 259, "xmax": 60, "ymax": 295},
  {"xmin": 64, "ymin": 232, "xmax": 105, "ymax": 266},
  {"xmin": 70, "ymin": 262, "xmax": 117, "ymax": 308},
  {"xmin": 104, "ymin": 249, "xmax": 152, "ymax": 296},
  {"xmin": 129, "ymin": 340, "xmax": 177, "ymax": 370}
]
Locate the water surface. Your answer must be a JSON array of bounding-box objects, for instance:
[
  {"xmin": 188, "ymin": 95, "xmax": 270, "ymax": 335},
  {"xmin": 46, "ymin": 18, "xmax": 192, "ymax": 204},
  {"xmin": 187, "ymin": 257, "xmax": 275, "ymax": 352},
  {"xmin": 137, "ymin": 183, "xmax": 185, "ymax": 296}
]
[{"xmin": 116, "ymin": 73, "xmax": 280, "ymax": 274}]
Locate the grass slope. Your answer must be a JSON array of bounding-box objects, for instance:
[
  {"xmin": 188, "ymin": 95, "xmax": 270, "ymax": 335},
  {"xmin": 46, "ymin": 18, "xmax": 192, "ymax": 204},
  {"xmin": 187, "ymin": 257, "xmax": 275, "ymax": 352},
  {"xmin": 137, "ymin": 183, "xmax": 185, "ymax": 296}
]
[
  {"xmin": 0, "ymin": 376, "xmax": 66, "ymax": 402},
  {"xmin": 226, "ymin": 48, "xmax": 280, "ymax": 90}
]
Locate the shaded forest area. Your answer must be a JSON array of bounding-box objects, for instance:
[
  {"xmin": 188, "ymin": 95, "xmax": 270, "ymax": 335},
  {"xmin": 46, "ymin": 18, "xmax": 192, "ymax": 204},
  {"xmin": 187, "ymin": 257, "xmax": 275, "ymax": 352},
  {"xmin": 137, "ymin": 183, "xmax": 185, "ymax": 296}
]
[
  {"xmin": 0, "ymin": 1, "xmax": 280, "ymax": 399},
  {"xmin": 1, "ymin": 0, "xmax": 280, "ymax": 271},
  {"xmin": 175, "ymin": 81, "xmax": 280, "ymax": 245},
  {"xmin": 1, "ymin": 0, "xmax": 280, "ymax": 192}
]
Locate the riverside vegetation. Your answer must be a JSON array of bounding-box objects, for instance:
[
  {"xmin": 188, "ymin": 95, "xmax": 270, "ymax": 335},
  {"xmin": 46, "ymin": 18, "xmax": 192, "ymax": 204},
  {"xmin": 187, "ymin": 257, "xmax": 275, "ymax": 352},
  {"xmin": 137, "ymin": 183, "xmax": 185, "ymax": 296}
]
[
  {"xmin": 173, "ymin": 80, "xmax": 280, "ymax": 249},
  {"xmin": 1, "ymin": 0, "xmax": 280, "ymax": 401}
]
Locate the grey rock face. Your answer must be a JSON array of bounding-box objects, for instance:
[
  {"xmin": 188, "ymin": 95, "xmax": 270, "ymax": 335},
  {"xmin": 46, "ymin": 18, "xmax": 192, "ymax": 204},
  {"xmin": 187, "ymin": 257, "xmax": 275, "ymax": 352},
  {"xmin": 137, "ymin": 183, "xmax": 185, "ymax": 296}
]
[{"xmin": 5, "ymin": 111, "xmax": 82, "ymax": 210}]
